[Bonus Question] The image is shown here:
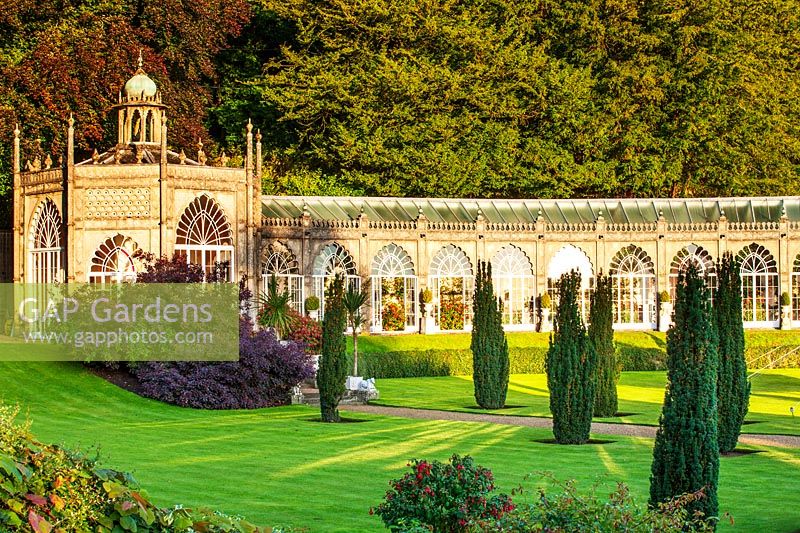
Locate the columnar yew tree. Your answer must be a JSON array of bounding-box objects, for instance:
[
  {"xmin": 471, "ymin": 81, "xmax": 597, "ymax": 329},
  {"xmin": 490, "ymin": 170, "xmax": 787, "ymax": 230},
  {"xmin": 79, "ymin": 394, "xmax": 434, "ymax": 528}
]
[
  {"xmin": 546, "ymin": 271, "xmax": 596, "ymax": 444},
  {"xmin": 318, "ymin": 274, "xmax": 348, "ymax": 422},
  {"xmin": 471, "ymin": 261, "xmax": 509, "ymax": 409},
  {"xmin": 650, "ymin": 264, "xmax": 719, "ymax": 522},
  {"xmin": 590, "ymin": 273, "xmax": 617, "ymax": 417},
  {"xmin": 715, "ymin": 252, "xmax": 749, "ymax": 453}
]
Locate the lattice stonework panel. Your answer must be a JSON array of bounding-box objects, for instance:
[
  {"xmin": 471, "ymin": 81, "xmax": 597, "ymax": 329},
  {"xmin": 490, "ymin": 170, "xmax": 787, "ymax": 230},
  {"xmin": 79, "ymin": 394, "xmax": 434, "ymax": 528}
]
[{"xmin": 85, "ymin": 189, "xmax": 151, "ymax": 218}]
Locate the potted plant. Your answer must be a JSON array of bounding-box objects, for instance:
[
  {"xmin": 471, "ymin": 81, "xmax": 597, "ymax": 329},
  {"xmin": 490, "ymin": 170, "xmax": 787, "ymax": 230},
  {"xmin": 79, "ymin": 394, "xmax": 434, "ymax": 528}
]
[
  {"xmin": 658, "ymin": 290, "xmax": 672, "ymax": 332},
  {"xmin": 305, "ymin": 295, "xmax": 320, "ymax": 320},
  {"xmin": 419, "ymin": 287, "xmax": 434, "ymax": 334},
  {"xmin": 781, "ymin": 291, "xmax": 792, "ymax": 330},
  {"xmin": 539, "ymin": 293, "xmax": 553, "ymax": 333}
]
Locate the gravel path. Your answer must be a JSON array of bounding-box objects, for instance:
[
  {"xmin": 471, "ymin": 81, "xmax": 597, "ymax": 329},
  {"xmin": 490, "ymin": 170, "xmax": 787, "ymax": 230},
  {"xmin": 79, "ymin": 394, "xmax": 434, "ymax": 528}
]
[{"xmin": 341, "ymin": 404, "xmax": 800, "ymax": 449}]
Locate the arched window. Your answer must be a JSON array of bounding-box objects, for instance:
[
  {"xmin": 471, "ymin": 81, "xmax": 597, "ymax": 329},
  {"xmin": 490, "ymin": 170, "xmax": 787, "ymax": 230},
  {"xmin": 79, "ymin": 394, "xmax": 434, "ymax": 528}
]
[
  {"xmin": 89, "ymin": 234, "xmax": 137, "ymax": 284},
  {"xmin": 371, "ymin": 244, "xmax": 417, "ymax": 332},
  {"xmin": 429, "ymin": 244, "xmax": 474, "ymax": 331},
  {"xmin": 28, "ymin": 198, "xmax": 64, "ymax": 284},
  {"xmin": 175, "ymin": 195, "xmax": 234, "ymax": 281},
  {"xmin": 491, "ymin": 245, "xmax": 535, "ymax": 328},
  {"xmin": 261, "ymin": 241, "xmax": 303, "ymax": 312},
  {"xmin": 738, "ymin": 243, "xmax": 778, "ymax": 326},
  {"xmin": 312, "ymin": 243, "xmax": 360, "ymax": 317},
  {"xmin": 669, "ymin": 245, "xmax": 716, "ymax": 302},
  {"xmin": 546, "ymin": 245, "xmax": 594, "ymax": 322},
  {"xmin": 610, "ymin": 245, "xmax": 656, "ymax": 328}
]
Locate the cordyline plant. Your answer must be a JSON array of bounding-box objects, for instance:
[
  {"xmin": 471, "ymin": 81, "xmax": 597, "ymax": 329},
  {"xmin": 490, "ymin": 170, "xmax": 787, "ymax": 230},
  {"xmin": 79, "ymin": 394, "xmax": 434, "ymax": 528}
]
[
  {"xmin": 371, "ymin": 454, "xmax": 514, "ymax": 532},
  {"xmin": 343, "ymin": 279, "xmax": 370, "ymax": 376},
  {"xmin": 258, "ymin": 274, "xmax": 293, "ymax": 338}
]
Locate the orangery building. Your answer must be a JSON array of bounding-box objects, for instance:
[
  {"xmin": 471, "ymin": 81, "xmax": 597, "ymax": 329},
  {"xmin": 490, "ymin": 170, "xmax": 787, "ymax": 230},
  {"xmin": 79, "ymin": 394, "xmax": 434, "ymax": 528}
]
[{"xmin": 5, "ymin": 62, "xmax": 800, "ymax": 332}]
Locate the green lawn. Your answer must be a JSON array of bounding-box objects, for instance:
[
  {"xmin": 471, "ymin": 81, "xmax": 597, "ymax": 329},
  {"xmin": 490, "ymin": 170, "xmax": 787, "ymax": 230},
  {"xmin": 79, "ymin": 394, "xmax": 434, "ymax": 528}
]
[
  {"xmin": 0, "ymin": 362, "xmax": 799, "ymax": 531},
  {"xmin": 374, "ymin": 370, "xmax": 800, "ymax": 435}
]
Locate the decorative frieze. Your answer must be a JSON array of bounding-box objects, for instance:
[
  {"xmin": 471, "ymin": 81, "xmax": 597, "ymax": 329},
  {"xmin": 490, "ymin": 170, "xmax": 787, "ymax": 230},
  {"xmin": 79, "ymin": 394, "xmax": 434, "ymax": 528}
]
[{"xmin": 85, "ymin": 188, "xmax": 151, "ymax": 219}]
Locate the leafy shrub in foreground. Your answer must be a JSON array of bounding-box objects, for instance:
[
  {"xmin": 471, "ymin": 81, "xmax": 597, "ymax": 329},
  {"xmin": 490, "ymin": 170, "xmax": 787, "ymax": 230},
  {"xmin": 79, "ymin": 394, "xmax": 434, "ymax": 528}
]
[
  {"xmin": 0, "ymin": 404, "xmax": 275, "ymax": 532},
  {"xmin": 372, "ymin": 454, "xmax": 514, "ymax": 532},
  {"xmin": 496, "ymin": 475, "xmax": 717, "ymax": 532},
  {"xmin": 137, "ymin": 318, "xmax": 314, "ymax": 409}
]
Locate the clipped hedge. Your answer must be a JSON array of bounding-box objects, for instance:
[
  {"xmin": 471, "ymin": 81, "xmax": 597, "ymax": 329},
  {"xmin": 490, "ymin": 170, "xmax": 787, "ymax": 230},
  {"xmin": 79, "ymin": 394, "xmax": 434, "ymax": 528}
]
[{"xmin": 355, "ymin": 330, "xmax": 800, "ymax": 378}]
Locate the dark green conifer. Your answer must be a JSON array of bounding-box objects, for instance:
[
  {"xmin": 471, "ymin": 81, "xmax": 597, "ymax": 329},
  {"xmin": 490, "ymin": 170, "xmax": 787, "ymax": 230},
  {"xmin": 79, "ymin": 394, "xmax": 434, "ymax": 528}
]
[
  {"xmin": 318, "ymin": 274, "xmax": 348, "ymax": 422},
  {"xmin": 471, "ymin": 261, "xmax": 510, "ymax": 409},
  {"xmin": 650, "ymin": 264, "xmax": 719, "ymax": 523},
  {"xmin": 546, "ymin": 271, "xmax": 596, "ymax": 444},
  {"xmin": 590, "ymin": 273, "xmax": 618, "ymax": 418},
  {"xmin": 715, "ymin": 252, "xmax": 750, "ymax": 453}
]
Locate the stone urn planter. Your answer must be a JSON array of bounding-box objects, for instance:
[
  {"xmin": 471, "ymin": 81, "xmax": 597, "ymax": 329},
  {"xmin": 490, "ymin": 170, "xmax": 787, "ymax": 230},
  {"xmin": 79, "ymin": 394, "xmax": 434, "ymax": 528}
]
[
  {"xmin": 780, "ymin": 292, "xmax": 792, "ymax": 330},
  {"xmin": 658, "ymin": 303, "xmax": 673, "ymax": 332},
  {"xmin": 539, "ymin": 308, "xmax": 553, "ymax": 333},
  {"xmin": 781, "ymin": 306, "xmax": 792, "ymax": 330}
]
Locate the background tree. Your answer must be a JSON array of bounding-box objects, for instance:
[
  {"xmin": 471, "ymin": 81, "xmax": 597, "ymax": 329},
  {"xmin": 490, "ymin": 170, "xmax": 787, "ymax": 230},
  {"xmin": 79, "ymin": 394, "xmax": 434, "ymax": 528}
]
[
  {"xmin": 343, "ymin": 280, "xmax": 370, "ymax": 377},
  {"xmin": 715, "ymin": 252, "xmax": 749, "ymax": 453},
  {"xmin": 0, "ymin": 0, "xmax": 251, "ymax": 228},
  {"xmin": 318, "ymin": 274, "xmax": 348, "ymax": 422},
  {"xmin": 546, "ymin": 270, "xmax": 596, "ymax": 444},
  {"xmin": 650, "ymin": 264, "xmax": 719, "ymax": 522},
  {"xmin": 471, "ymin": 261, "xmax": 509, "ymax": 409},
  {"xmin": 590, "ymin": 273, "xmax": 617, "ymax": 417}
]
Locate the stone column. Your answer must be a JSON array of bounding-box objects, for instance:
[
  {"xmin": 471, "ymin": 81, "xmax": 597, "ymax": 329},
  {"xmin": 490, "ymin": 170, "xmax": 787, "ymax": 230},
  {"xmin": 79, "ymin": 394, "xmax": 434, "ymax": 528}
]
[
  {"xmin": 12, "ymin": 125, "xmax": 21, "ymax": 282},
  {"xmin": 159, "ymin": 114, "xmax": 168, "ymax": 257},
  {"xmin": 66, "ymin": 116, "xmax": 75, "ymax": 282}
]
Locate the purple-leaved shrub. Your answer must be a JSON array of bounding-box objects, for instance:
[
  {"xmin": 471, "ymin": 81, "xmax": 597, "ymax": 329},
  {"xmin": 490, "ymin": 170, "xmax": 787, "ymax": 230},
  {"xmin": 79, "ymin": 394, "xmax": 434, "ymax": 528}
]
[{"xmin": 136, "ymin": 318, "xmax": 314, "ymax": 409}]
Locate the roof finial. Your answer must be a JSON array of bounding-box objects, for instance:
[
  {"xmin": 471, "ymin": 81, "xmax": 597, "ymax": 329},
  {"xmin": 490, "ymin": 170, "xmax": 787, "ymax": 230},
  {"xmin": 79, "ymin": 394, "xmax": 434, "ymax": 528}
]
[
  {"xmin": 246, "ymin": 119, "xmax": 253, "ymax": 134},
  {"xmin": 137, "ymin": 49, "xmax": 143, "ymax": 70},
  {"xmin": 14, "ymin": 124, "xmax": 19, "ymax": 137}
]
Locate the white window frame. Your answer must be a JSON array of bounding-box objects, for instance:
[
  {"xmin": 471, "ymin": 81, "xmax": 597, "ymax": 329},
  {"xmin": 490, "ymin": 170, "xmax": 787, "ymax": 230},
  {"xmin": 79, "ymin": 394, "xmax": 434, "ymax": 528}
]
[
  {"xmin": 738, "ymin": 243, "xmax": 779, "ymax": 328},
  {"xmin": 491, "ymin": 245, "xmax": 535, "ymax": 330},
  {"xmin": 175, "ymin": 195, "xmax": 235, "ymax": 281},
  {"xmin": 429, "ymin": 244, "xmax": 474, "ymax": 331},
  {"xmin": 28, "ymin": 198, "xmax": 64, "ymax": 284},
  {"xmin": 88, "ymin": 234, "xmax": 137, "ymax": 284},
  {"xmin": 370, "ymin": 244, "xmax": 417, "ymax": 333},
  {"xmin": 312, "ymin": 243, "xmax": 359, "ymax": 318},
  {"xmin": 546, "ymin": 244, "xmax": 594, "ymax": 323},
  {"xmin": 610, "ymin": 245, "xmax": 656, "ymax": 330},
  {"xmin": 669, "ymin": 244, "xmax": 716, "ymax": 304}
]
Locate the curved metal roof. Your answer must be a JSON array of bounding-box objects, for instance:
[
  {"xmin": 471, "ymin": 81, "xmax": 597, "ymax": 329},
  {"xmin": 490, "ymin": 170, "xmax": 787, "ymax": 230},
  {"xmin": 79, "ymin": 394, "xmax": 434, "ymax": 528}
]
[{"xmin": 262, "ymin": 195, "xmax": 799, "ymax": 224}]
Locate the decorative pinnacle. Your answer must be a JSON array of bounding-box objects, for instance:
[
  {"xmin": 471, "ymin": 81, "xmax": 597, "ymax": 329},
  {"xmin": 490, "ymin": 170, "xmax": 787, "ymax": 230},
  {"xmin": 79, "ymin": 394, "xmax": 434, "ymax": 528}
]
[
  {"xmin": 246, "ymin": 119, "xmax": 253, "ymax": 134},
  {"xmin": 137, "ymin": 49, "xmax": 143, "ymax": 70},
  {"xmin": 68, "ymin": 114, "xmax": 74, "ymax": 128},
  {"xmin": 14, "ymin": 124, "xmax": 19, "ymax": 137},
  {"xmin": 256, "ymin": 129, "xmax": 262, "ymax": 142}
]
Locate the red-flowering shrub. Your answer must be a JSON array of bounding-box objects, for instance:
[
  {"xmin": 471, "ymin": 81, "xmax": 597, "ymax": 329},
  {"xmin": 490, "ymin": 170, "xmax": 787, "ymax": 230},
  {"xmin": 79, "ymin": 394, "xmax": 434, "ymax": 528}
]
[
  {"xmin": 372, "ymin": 455, "xmax": 513, "ymax": 532},
  {"xmin": 440, "ymin": 301, "xmax": 466, "ymax": 330},
  {"xmin": 285, "ymin": 312, "xmax": 322, "ymax": 354},
  {"xmin": 136, "ymin": 318, "xmax": 314, "ymax": 409},
  {"xmin": 382, "ymin": 301, "xmax": 406, "ymax": 331}
]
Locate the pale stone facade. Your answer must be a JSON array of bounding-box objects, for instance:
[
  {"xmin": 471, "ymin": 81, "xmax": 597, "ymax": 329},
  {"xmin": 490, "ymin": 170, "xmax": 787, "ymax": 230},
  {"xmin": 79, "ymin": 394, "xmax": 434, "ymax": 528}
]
[
  {"xmin": 8, "ymin": 62, "xmax": 800, "ymax": 332},
  {"xmin": 11, "ymin": 61, "xmax": 260, "ymax": 293}
]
